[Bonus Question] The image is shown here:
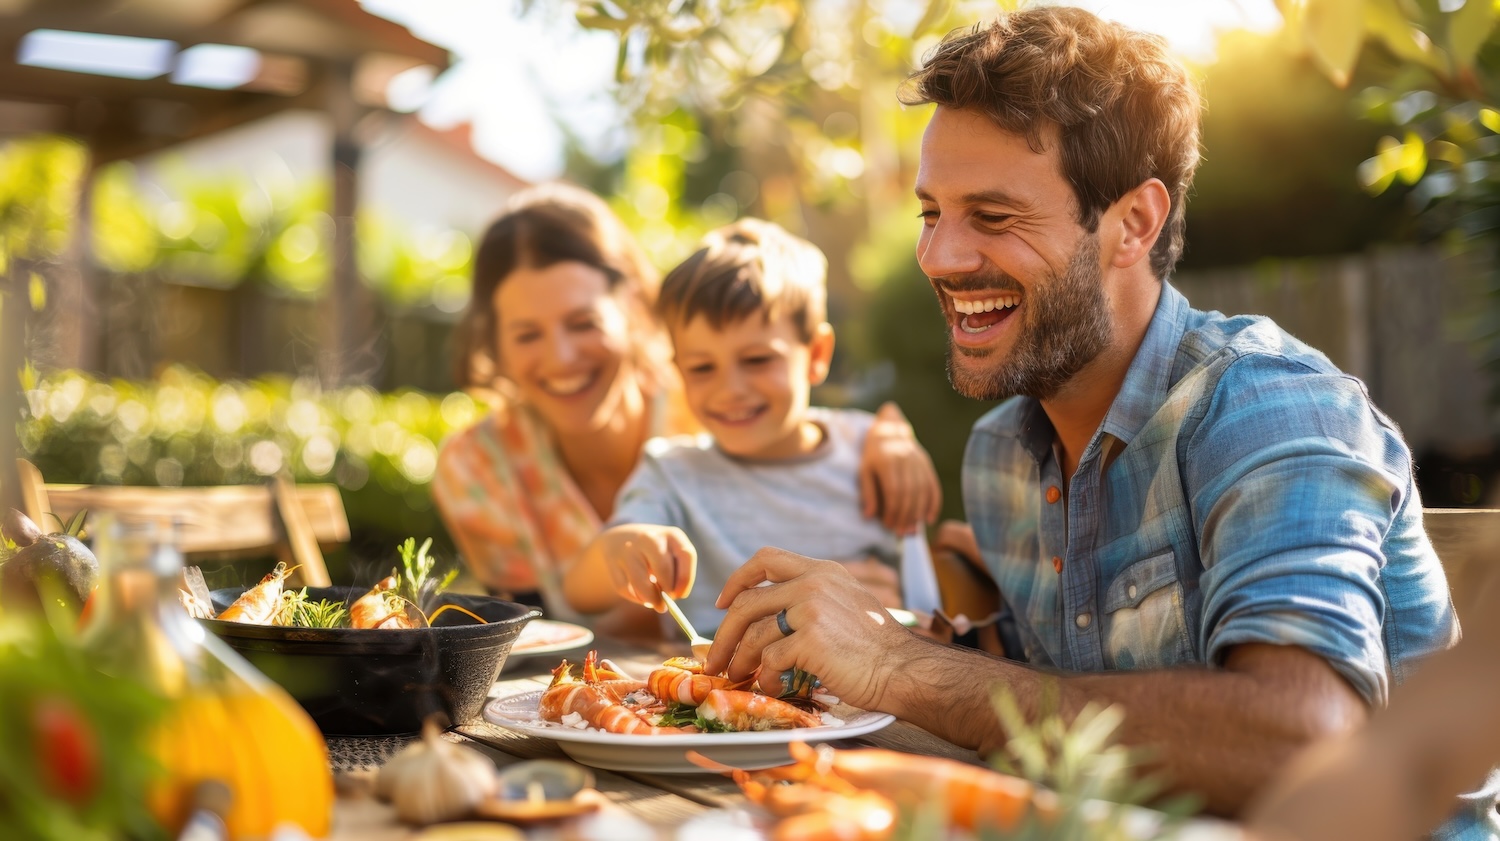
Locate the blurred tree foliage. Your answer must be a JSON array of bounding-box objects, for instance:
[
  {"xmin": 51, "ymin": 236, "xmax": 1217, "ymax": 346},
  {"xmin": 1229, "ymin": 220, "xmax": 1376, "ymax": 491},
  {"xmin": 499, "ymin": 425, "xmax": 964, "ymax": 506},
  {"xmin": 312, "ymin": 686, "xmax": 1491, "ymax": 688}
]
[
  {"xmin": 1182, "ymin": 29, "xmax": 1416, "ymax": 270},
  {"xmin": 1275, "ymin": 0, "xmax": 1500, "ymax": 397},
  {"xmin": 0, "ymin": 138, "xmax": 477, "ymax": 312},
  {"xmin": 21, "ymin": 367, "xmax": 475, "ymax": 578}
]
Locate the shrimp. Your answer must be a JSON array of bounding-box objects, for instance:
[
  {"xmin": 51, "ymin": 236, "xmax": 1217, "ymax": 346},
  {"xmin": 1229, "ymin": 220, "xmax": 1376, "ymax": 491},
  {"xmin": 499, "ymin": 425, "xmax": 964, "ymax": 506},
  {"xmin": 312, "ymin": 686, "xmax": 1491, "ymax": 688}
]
[
  {"xmin": 823, "ymin": 746, "xmax": 1052, "ymax": 832},
  {"xmin": 691, "ymin": 742, "xmax": 1053, "ymax": 839},
  {"xmin": 178, "ymin": 588, "xmax": 216, "ymax": 620},
  {"xmin": 647, "ymin": 664, "xmax": 749, "ymax": 705},
  {"xmin": 216, "ymin": 562, "xmax": 297, "ymax": 624},
  {"xmin": 689, "ymin": 745, "xmax": 897, "ymax": 841},
  {"xmin": 581, "ymin": 650, "xmax": 647, "ymax": 701},
  {"xmin": 540, "ymin": 654, "xmax": 688, "ymax": 735},
  {"xmin": 697, "ymin": 689, "xmax": 823, "ymax": 731},
  {"xmin": 349, "ymin": 574, "xmax": 417, "ymax": 629}
]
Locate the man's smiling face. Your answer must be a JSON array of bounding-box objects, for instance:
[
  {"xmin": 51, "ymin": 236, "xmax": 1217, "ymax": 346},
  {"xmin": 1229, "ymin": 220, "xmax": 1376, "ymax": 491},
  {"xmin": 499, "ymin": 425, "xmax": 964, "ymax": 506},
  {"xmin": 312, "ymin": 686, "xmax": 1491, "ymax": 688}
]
[{"xmin": 915, "ymin": 106, "xmax": 1113, "ymax": 401}]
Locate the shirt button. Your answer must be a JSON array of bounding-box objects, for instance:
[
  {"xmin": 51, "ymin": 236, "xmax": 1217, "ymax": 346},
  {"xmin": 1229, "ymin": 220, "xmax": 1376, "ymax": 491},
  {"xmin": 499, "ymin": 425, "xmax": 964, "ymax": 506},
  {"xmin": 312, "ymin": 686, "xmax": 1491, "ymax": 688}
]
[
  {"xmin": 1075, "ymin": 612, "xmax": 1091, "ymax": 629},
  {"xmin": 1052, "ymin": 555, "xmax": 1063, "ymax": 574},
  {"xmin": 1046, "ymin": 485, "xmax": 1061, "ymax": 504},
  {"xmin": 1127, "ymin": 584, "xmax": 1138, "ymax": 600}
]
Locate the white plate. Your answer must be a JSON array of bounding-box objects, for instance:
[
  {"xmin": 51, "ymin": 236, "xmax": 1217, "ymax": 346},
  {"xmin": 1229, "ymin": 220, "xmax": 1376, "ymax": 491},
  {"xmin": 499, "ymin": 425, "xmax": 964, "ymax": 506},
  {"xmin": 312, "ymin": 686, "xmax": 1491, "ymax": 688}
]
[
  {"xmin": 483, "ymin": 689, "xmax": 895, "ymax": 773},
  {"xmin": 508, "ymin": 620, "xmax": 594, "ymax": 658}
]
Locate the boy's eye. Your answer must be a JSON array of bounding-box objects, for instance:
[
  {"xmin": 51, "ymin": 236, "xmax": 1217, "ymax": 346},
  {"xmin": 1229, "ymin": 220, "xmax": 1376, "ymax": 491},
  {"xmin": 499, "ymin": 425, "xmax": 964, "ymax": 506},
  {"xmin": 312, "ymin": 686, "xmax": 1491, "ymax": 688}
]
[
  {"xmin": 510, "ymin": 331, "xmax": 541, "ymax": 344},
  {"xmin": 742, "ymin": 356, "xmax": 773, "ymax": 367},
  {"xmin": 568, "ymin": 317, "xmax": 601, "ymax": 332},
  {"xmin": 685, "ymin": 364, "xmax": 714, "ymax": 377}
]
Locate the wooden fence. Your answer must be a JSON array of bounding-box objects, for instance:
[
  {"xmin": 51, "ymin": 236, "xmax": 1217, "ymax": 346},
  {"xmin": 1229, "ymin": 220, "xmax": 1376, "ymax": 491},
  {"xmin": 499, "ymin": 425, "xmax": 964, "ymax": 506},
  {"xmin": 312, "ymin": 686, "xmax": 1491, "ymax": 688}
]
[{"xmin": 1174, "ymin": 246, "xmax": 1500, "ymax": 480}]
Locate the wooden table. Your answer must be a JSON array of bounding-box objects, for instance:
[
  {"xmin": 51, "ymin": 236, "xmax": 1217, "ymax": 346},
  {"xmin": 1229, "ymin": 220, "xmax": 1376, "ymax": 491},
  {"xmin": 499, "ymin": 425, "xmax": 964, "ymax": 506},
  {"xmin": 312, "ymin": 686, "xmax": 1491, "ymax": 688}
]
[{"xmin": 327, "ymin": 643, "xmax": 988, "ymax": 839}]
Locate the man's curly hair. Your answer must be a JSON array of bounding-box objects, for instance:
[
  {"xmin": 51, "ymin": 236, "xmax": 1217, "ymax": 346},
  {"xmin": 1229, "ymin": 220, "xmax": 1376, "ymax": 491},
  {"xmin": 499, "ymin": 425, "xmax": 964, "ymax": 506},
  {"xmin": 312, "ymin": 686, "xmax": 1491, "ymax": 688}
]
[{"xmin": 900, "ymin": 6, "xmax": 1202, "ymax": 278}]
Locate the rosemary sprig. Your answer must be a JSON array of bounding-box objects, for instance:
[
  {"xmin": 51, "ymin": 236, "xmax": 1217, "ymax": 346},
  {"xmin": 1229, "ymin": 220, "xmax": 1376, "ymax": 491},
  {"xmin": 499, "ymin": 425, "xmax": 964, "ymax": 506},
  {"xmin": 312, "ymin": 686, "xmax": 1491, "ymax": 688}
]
[
  {"xmin": 276, "ymin": 588, "xmax": 349, "ymax": 629},
  {"xmin": 396, "ymin": 537, "xmax": 458, "ymax": 609}
]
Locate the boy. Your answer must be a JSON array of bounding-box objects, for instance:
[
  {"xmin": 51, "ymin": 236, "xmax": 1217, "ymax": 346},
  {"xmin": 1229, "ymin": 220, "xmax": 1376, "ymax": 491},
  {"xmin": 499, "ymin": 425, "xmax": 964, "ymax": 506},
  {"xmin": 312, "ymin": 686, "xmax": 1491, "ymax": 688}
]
[{"xmin": 562, "ymin": 219, "xmax": 903, "ymax": 632}]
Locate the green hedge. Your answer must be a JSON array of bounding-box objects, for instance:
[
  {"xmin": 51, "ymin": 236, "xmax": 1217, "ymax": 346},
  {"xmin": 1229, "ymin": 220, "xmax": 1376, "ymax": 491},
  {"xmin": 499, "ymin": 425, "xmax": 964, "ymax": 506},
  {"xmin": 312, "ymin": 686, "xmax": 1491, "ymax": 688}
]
[{"xmin": 20, "ymin": 367, "xmax": 485, "ymax": 564}]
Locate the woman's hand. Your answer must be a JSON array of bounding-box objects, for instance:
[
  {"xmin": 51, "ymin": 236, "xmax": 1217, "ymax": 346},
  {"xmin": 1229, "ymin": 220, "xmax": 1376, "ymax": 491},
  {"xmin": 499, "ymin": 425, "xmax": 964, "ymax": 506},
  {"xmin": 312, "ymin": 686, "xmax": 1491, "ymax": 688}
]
[
  {"xmin": 706, "ymin": 547, "xmax": 923, "ymax": 712},
  {"xmin": 597, "ymin": 524, "xmax": 697, "ymax": 612},
  {"xmin": 859, "ymin": 402, "xmax": 942, "ymax": 535}
]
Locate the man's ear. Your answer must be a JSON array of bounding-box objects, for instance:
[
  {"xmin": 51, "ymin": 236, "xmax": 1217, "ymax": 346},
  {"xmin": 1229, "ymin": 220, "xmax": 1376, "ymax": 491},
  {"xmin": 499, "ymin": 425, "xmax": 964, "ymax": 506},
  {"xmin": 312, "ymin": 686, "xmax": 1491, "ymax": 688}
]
[
  {"xmin": 1106, "ymin": 178, "xmax": 1170, "ymax": 270},
  {"xmin": 808, "ymin": 322, "xmax": 835, "ymax": 386}
]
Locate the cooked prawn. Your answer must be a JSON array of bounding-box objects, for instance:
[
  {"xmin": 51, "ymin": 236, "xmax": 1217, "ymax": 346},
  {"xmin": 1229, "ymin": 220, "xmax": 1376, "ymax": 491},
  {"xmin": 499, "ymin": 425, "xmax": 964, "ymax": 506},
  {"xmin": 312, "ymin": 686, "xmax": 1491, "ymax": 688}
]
[
  {"xmin": 216, "ymin": 562, "xmax": 298, "ymax": 624},
  {"xmin": 178, "ymin": 588, "xmax": 216, "ymax": 620},
  {"xmin": 349, "ymin": 574, "xmax": 417, "ymax": 629},
  {"xmin": 689, "ymin": 745, "xmax": 897, "ymax": 841},
  {"xmin": 697, "ymin": 689, "xmax": 823, "ymax": 731},
  {"xmin": 647, "ymin": 664, "xmax": 749, "ymax": 705},
  {"xmin": 691, "ymin": 741, "xmax": 1053, "ymax": 839},
  {"xmin": 540, "ymin": 656, "xmax": 688, "ymax": 735},
  {"xmin": 825, "ymin": 746, "xmax": 1053, "ymax": 832}
]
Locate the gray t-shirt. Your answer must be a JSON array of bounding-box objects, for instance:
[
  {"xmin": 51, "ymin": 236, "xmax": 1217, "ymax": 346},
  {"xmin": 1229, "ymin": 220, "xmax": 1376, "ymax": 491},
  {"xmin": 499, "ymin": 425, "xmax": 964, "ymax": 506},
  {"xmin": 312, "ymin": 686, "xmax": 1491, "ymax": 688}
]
[{"xmin": 608, "ymin": 407, "xmax": 899, "ymax": 632}]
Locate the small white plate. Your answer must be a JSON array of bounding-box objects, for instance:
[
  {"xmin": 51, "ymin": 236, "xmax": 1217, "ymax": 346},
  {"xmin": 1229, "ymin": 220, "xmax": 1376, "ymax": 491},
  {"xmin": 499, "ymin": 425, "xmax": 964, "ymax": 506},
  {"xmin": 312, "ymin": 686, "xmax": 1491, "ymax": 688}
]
[
  {"xmin": 483, "ymin": 689, "xmax": 895, "ymax": 773},
  {"xmin": 508, "ymin": 620, "xmax": 594, "ymax": 658}
]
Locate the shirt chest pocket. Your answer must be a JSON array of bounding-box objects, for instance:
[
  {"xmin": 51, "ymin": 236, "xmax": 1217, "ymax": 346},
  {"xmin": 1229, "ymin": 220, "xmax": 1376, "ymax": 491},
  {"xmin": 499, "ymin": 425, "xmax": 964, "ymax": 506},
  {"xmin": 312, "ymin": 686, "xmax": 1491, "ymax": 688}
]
[{"xmin": 1102, "ymin": 551, "xmax": 1192, "ymax": 670}]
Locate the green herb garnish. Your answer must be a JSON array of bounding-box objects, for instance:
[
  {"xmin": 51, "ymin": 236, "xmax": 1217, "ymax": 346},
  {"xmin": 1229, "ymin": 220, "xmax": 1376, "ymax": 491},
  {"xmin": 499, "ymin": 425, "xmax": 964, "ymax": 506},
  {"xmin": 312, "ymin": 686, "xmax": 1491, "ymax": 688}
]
[
  {"xmin": 276, "ymin": 588, "xmax": 349, "ymax": 629},
  {"xmin": 655, "ymin": 703, "xmax": 734, "ymax": 733},
  {"xmin": 397, "ymin": 537, "xmax": 458, "ymax": 609}
]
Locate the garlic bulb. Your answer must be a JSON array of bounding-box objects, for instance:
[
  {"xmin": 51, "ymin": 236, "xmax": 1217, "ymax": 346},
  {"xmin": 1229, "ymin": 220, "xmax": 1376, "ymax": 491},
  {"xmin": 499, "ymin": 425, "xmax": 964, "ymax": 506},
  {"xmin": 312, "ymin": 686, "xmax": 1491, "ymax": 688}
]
[{"xmin": 376, "ymin": 718, "xmax": 499, "ymax": 824}]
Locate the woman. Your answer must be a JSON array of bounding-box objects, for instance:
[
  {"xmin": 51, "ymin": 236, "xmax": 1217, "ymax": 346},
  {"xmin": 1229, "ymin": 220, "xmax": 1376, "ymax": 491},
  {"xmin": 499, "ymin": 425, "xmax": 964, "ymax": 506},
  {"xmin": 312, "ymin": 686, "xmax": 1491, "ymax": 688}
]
[{"xmin": 433, "ymin": 183, "xmax": 939, "ymax": 629}]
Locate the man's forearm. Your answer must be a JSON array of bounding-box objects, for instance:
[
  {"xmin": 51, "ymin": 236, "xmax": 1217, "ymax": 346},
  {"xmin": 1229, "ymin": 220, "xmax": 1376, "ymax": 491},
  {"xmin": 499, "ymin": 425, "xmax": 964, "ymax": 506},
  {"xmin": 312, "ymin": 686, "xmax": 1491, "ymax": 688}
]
[{"xmin": 885, "ymin": 641, "xmax": 1366, "ymax": 816}]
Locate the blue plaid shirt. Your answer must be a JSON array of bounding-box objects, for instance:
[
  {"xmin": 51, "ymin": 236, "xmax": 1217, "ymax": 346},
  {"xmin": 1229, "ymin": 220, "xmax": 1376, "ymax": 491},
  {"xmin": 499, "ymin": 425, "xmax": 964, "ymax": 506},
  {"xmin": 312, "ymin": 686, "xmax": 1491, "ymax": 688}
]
[{"xmin": 965, "ymin": 283, "xmax": 1495, "ymax": 839}]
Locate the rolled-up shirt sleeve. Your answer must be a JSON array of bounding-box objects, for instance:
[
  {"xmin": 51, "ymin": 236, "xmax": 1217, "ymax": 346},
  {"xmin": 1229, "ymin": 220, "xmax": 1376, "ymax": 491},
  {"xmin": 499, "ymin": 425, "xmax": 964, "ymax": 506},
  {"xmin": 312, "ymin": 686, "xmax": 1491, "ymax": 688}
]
[{"xmin": 1187, "ymin": 352, "xmax": 1408, "ymax": 707}]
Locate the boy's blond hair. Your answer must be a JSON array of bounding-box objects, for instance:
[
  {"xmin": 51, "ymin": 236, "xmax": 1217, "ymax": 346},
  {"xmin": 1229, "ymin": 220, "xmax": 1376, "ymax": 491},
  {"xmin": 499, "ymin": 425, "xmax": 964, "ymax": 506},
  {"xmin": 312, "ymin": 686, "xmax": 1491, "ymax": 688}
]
[{"xmin": 657, "ymin": 218, "xmax": 828, "ymax": 342}]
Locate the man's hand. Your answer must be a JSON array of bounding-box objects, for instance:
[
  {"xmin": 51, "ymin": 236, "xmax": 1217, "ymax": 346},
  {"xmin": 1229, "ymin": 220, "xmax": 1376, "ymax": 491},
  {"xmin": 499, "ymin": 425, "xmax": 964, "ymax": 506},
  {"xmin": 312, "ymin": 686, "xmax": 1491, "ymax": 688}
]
[
  {"xmin": 597, "ymin": 524, "xmax": 697, "ymax": 612},
  {"xmin": 707, "ymin": 547, "xmax": 922, "ymax": 711},
  {"xmin": 859, "ymin": 402, "xmax": 943, "ymax": 535}
]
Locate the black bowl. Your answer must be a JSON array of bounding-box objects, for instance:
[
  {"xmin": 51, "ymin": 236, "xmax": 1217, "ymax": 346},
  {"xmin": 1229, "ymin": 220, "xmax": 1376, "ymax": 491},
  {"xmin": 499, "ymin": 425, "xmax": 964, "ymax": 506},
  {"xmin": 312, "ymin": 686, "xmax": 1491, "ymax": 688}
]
[{"xmin": 204, "ymin": 586, "xmax": 541, "ymax": 736}]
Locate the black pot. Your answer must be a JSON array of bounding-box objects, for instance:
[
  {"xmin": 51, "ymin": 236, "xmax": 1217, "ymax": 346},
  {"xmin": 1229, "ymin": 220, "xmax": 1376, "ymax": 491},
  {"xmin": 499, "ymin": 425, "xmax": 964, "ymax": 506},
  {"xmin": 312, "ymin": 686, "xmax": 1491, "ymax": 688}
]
[{"xmin": 204, "ymin": 587, "xmax": 541, "ymax": 736}]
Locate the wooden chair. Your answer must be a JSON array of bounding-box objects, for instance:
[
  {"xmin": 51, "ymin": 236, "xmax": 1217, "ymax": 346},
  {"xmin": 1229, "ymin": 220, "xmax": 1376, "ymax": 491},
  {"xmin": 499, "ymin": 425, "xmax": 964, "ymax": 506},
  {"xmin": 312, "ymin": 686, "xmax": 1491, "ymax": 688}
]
[
  {"xmin": 920, "ymin": 508, "xmax": 1498, "ymax": 653},
  {"xmin": 15, "ymin": 458, "xmax": 344, "ymax": 587},
  {"xmin": 1423, "ymin": 508, "xmax": 1500, "ymax": 626}
]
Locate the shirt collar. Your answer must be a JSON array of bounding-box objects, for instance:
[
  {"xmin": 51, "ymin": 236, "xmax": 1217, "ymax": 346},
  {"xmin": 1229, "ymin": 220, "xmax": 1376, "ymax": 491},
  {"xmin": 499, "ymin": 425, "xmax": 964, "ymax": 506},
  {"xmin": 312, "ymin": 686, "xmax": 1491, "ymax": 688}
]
[{"xmin": 1099, "ymin": 282, "xmax": 1191, "ymax": 447}]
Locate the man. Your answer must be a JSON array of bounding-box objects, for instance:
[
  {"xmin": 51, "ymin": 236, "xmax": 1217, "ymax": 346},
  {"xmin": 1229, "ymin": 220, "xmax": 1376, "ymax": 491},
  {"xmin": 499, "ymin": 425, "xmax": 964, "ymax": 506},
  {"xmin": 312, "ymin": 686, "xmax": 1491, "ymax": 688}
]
[{"xmin": 703, "ymin": 6, "xmax": 1496, "ymax": 834}]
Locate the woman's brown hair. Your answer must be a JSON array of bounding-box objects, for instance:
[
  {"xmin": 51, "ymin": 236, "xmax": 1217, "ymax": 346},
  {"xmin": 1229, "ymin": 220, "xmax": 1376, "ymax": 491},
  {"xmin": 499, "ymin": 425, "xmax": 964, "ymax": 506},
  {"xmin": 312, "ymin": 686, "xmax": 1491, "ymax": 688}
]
[
  {"xmin": 452, "ymin": 183, "xmax": 668, "ymax": 393},
  {"xmin": 900, "ymin": 6, "xmax": 1201, "ymax": 279}
]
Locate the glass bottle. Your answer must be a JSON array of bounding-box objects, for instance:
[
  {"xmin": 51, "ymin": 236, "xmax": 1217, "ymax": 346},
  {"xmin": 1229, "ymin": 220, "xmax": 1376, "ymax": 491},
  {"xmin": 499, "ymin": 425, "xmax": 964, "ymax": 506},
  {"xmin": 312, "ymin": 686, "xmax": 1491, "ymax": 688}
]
[{"xmin": 81, "ymin": 515, "xmax": 334, "ymax": 840}]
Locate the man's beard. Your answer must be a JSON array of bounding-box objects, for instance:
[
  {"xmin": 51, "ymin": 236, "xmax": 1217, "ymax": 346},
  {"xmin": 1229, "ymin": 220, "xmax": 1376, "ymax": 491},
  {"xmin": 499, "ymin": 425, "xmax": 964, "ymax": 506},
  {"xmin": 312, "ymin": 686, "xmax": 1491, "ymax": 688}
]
[{"xmin": 944, "ymin": 235, "xmax": 1112, "ymax": 401}]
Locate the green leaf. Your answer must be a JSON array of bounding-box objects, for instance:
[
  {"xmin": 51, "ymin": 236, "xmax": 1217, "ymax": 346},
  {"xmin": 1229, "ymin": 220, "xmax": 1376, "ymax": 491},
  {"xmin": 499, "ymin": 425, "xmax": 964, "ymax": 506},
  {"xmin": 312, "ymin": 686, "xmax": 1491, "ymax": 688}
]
[
  {"xmin": 910, "ymin": 0, "xmax": 955, "ymax": 39},
  {"xmin": 27, "ymin": 271, "xmax": 44, "ymax": 311},
  {"xmin": 1305, "ymin": 0, "xmax": 1370, "ymax": 88},
  {"xmin": 1366, "ymin": 0, "xmax": 1441, "ymax": 70},
  {"xmin": 1398, "ymin": 130, "xmax": 1429, "ymax": 183},
  {"xmin": 1448, "ymin": 0, "xmax": 1498, "ymax": 70}
]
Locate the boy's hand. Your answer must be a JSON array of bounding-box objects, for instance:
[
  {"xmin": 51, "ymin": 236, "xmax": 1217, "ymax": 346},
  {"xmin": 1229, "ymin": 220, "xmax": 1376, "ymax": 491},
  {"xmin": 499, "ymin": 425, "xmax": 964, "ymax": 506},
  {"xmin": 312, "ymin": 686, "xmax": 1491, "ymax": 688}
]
[
  {"xmin": 860, "ymin": 402, "xmax": 942, "ymax": 535},
  {"xmin": 599, "ymin": 525, "xmax": 697, "ymax": 612},
  {"xmin": 932, "ymin": 520, "xmax": 979, "ymax": 563},
  {"xmin": 838, "ymin": 556, "xmax": 902, "ymax": 609}
]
